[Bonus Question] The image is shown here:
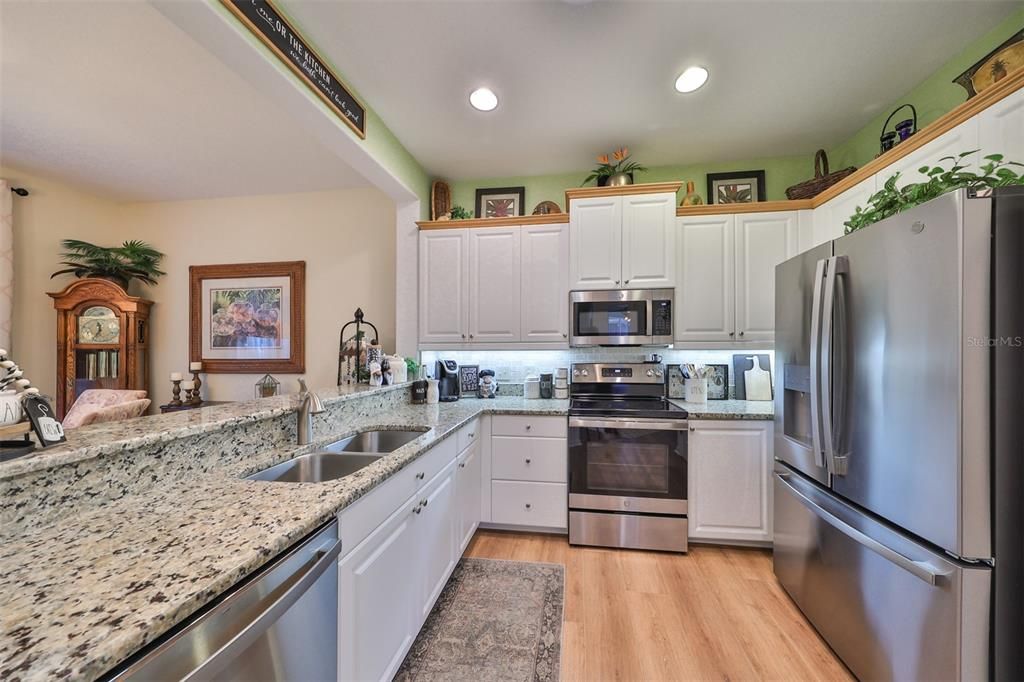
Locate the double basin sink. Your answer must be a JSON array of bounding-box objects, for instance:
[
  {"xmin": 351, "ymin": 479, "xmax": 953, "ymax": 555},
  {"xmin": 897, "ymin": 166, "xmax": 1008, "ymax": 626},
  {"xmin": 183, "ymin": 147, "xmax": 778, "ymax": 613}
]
[{"xmin": 247, "ymin": 429, "xmax": 425, "ymax": 483}]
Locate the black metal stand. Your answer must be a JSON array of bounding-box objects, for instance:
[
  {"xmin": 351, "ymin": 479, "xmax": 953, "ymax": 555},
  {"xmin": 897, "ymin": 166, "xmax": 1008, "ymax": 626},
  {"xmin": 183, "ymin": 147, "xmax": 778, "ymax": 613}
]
[{"xmin": 337, "ymin": 308, "xmax": 380, "ymax": 385}]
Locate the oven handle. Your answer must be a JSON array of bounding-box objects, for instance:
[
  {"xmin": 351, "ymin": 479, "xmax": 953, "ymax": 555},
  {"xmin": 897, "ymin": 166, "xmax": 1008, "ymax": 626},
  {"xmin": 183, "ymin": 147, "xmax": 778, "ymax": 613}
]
[{"xmin": 569, "ymin": 417, "xmax": 690, "ymax": 431}]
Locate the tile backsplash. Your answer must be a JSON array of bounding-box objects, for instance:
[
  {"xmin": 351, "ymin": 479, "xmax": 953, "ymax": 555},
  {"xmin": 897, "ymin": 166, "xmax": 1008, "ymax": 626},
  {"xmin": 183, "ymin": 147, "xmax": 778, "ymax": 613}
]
[{"xmin": 420, "ymin": 348, "xmax": 775, "ymax": 394}]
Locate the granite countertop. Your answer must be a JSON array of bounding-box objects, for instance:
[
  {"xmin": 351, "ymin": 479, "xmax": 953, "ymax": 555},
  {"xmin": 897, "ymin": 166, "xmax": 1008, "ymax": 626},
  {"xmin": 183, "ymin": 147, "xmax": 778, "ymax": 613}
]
[
  {"xmin": 669, "ymin": 398, "xmax": 774, "ymax": 420},
  {"xmin": 0, "ymin": 396, "xmax": 567, "ymax": 681}
]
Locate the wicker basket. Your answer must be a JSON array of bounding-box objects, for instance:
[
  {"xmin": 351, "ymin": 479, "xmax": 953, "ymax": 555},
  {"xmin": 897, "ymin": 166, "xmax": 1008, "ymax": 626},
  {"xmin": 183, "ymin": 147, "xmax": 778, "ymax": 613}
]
[{"xmin": 786, "ymin": 150, "xmax": 856, "ymax": 200}]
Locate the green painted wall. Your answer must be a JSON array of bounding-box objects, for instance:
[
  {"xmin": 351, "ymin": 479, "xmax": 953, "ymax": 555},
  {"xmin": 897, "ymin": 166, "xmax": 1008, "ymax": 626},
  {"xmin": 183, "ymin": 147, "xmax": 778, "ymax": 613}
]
[
  {"xmin": 214, "ymin": 1, "xmax": 431, "ymax": 217},
  {"xmin": 829, "ymin": 6, "xmax": 1024, "ymax": 170},
  {"xmin": 450, "ymin": 154, "xmax": 815, "ymax": 214}
]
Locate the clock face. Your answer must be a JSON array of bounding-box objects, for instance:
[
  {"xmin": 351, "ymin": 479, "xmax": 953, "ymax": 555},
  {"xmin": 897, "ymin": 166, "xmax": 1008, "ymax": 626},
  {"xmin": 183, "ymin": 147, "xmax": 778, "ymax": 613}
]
[{"xmin": 78, "ymin": 306, "xmax": 120, "ymax": 344}]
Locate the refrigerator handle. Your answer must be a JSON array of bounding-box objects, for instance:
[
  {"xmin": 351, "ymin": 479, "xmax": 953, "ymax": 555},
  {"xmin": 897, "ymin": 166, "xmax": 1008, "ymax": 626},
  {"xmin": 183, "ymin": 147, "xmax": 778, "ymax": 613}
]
[
  {"xmin": 809, "ymin": 258, "xmax": 827, "ymax": 470},
  {"xmin": 821, "ymin": 256, "xmax": 849, "ymax": 476},
  {"xmin": 777, "ymin": 472, "xmax": 952, "ymax": 586}
]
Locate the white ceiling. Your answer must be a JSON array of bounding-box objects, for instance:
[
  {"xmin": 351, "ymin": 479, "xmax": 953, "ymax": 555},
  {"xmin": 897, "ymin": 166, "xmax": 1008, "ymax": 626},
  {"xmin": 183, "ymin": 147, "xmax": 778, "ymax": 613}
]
[
  {"xmin": 282, "ymin": 0, "xmax": 1020, "ymax": 180},
  {"xmin": 0, "ymin": 1, "xmax": 368, "ymax": 202}
]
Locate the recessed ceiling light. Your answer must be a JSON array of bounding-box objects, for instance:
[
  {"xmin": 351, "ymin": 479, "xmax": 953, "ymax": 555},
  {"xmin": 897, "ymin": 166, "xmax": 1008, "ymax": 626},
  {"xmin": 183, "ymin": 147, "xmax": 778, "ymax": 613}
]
[
  {"xmin": 469, "ymin": 87, "xmax": 498, "ymax": 112},
  {"xmin": 674, "ymin": 66, "xmax": 709, "ymax": 93}
]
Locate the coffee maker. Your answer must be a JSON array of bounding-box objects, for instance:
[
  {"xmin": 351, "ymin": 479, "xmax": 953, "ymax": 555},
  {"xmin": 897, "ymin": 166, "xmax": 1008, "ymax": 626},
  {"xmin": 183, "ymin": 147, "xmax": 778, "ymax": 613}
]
[{"xmin": 434, "ymin": 359, "xmax": 460, "ymax": 402}]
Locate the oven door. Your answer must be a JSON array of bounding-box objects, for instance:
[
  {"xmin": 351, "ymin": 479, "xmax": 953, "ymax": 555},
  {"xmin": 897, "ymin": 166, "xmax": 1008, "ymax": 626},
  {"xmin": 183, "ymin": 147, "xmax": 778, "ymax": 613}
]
[
  {"xmin": 570, "ymin": 291, "xmax": 651, "ymax": 346},
  {"xmin": 568, "ymin": 417, "xmax": 687, "ymax": 514}
]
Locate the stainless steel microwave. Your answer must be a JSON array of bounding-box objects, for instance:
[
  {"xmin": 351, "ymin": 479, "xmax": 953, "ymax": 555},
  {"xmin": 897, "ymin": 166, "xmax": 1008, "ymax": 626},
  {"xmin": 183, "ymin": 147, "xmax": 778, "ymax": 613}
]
[{"xmin": 569, "ymin": 289, "xmax": 674, "ymax": 347}]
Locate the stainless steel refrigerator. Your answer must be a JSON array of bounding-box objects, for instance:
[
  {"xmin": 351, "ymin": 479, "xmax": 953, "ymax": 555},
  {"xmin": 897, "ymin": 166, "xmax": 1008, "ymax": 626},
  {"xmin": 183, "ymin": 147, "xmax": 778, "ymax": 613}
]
[{"xmin": 773, "ymin": 187, "xmax": 1024, "ymax": 681}]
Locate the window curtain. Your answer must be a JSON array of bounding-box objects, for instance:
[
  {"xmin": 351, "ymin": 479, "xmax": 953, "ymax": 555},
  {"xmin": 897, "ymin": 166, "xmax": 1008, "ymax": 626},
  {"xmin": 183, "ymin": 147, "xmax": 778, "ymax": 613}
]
[{"xmin": 0, "ymin": 180, "xmax": 12, "ymax": 351}]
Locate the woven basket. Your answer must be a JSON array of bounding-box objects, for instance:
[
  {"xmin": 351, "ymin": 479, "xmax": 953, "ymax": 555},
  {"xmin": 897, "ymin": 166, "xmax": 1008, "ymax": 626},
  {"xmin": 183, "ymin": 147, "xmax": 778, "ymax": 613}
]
[{"xmin": 786, "ymin": 150, "xmax": 856, "ymax": 200}]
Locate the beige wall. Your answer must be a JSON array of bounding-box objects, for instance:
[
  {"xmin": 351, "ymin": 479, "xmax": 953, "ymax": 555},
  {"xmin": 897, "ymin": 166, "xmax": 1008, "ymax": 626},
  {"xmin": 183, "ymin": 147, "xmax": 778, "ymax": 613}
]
[
  {"xmin": 123, "ymin": 187, "xmax": 396, "ymax": 402},
  {"xmin": 2, "ymin": 167, "xmax": 397, "ymax": 404},
  {"xmin": 2, "ymin": 165, "xmax": 126, "ymax": 398}
]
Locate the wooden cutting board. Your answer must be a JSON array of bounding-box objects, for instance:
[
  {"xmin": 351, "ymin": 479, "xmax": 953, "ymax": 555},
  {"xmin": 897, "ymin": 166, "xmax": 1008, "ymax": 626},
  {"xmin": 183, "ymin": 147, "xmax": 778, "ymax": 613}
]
[{"xmin": 744, "ymin": 359, "xmax": 773, "ymax": 401}]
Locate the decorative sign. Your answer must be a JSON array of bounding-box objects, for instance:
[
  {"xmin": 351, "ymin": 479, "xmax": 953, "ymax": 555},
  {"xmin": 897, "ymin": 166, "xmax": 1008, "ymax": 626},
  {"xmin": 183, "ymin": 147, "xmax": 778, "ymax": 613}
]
[
  {"xmin": 23, "ymin": 395, "xmax": 66, "ymax": 447},
  {"xmin": 222, "ymin": 0, "xmax": 366, "ymax": 138},
  {"xmin": 459, "ymin": 365, "xmax": 480, "ymax": 396}
]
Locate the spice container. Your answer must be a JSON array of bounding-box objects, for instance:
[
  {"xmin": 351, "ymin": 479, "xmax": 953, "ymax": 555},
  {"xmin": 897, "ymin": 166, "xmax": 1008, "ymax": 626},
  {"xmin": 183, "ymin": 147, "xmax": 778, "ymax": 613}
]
[
  {"xmin": 524, "ymin": 375, "xmax": 541, "ymax": 399},
  {"xmin": 539, "ymin": 373, "xmax": 553, "ymax": 399}
]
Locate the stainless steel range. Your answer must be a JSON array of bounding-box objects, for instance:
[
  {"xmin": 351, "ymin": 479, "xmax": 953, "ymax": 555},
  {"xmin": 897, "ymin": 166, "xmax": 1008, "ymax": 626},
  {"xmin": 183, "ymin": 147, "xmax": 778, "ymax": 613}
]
[{"xmin": 568, "ymin": 362, "xmax": 689, "ymax": 553}]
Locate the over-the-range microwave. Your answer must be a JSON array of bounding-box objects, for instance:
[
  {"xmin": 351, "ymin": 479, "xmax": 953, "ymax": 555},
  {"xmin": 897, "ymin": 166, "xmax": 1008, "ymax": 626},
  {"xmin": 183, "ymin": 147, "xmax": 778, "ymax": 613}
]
[{"xmin": 569, "ymin": 288, "xmax": 674, "ymax": 347}]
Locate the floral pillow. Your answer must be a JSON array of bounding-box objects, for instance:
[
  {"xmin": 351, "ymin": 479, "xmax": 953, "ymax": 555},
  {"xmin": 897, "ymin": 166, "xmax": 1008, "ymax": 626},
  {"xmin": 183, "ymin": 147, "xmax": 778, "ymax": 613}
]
[
  {"xmin": 68, "ymin": 398, "xmax": 151, "ymax": 429},
  {"xmin": 63, "ymin": 389, "xmax": 148, "ymax": 428}
]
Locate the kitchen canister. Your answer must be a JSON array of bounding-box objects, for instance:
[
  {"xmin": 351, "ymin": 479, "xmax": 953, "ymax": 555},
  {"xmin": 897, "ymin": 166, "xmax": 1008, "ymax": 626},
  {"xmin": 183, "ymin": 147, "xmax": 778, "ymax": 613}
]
[
  {"xmin": 539, "ymin": 373, "xmax": 553, "ymax": 399},
  {"xmin": 0, "ymin": 390, "xmax": 23, "ymax": 426},
  {"xmin": 524, "ymin": 375, "xmax": 541, "ymax": 399},
  {"xmin": 553, "ymin": 386, "xmax": 569, "ymax": 400},
  {"xmin": 684, "ymin": 377, "xmax": 708, "ymax": 403},
  {"xmin": 411, "ymin": 380, "xmax": 427, "ymax": 404}
]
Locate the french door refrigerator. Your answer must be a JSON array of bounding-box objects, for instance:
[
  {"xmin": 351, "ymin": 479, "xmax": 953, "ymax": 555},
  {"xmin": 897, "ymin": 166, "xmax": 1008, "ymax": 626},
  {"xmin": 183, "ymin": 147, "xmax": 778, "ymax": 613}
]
[{"xmin": 773, "ymin": 187, "xmax": 1023, "ymax": 681}]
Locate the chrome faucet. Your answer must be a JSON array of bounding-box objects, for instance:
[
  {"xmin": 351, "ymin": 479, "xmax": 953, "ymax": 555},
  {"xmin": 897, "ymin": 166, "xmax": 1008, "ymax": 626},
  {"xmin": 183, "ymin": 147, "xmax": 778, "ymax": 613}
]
[{"xmin": 297, "ymin": 378, "xmax": 325, "ymax": 445}]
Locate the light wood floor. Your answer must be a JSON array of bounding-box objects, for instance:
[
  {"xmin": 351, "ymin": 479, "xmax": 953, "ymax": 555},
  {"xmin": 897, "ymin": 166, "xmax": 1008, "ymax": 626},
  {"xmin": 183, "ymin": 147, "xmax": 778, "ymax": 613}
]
[{"xmin": 465, "ymin": 530, "xmax": 852, "ymax": 682}]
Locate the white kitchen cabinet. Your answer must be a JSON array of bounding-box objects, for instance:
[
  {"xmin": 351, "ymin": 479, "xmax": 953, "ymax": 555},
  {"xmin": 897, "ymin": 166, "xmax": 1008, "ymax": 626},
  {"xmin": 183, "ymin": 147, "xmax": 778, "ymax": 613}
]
[
  {"xmin": 568, "ymin": 195, "xmax": 622, "ymax": 289},
  {"xmin": 521, "ymin": 222, "xmax": 569, "ymax": 342},
  {"xmin": 468, "ymin": 227, "xmax": 521, "ymax": 342},
  {"xmin": 621, "ymin": 192, "xmax": 676, "ymax": 288},
  {"xmin": 338, "ymin": 493, "xmax": 420, "ymax": 682},
  {"xmin": 491, "ymin": 480, "xmax": 568, "ymax": 529},
  {"xmin": 734, "ymin": 212, "xmax": 799, "ymax": 343},
  {"xmin": 456, "ymin": 439, "xmax": 482, "ymax": 554},
  {"xmin": 812, "ymin": 175, "xmax": 876, "ymax": 247},
  {"xmin": 688, "ymin": 420, "xmax": 774, "ymax": 544},
  {"xmin": 979, "ymin": 86, "xmax": 1024, "ymax": 167},
  {"xmin": 675, "ymin": 214, "xmax": 735, "ymax": 342},
  {"xmin": 882, "ymin": 118, "xmax": 980, "ymax": 189},
  {"xmin": 418, "ymin": 229, "xmax": 469, "ymax": 343},
  {"xmin": 417, "ymin": 460, "xmax": 458, "ymax": 620}
]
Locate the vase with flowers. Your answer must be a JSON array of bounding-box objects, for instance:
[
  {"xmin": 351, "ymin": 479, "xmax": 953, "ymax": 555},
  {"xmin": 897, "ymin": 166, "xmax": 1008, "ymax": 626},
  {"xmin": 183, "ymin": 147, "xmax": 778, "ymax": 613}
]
[{"xmin": 583, "ymin": 147, "xmax": 647, "ymax": 187}]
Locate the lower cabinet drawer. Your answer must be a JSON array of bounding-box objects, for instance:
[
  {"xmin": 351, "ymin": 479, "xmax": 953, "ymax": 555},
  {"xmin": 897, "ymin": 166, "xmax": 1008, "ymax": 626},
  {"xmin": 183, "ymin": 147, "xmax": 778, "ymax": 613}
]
[
  {"xmin": 492, "ymin": 415, "xmax": 567, "ymax": 439},
  {"xmin": 492, "ymin": 436, "xmax": 566, "ymax": 482},
  {"xmin": 491, "ymin": 480, "xmax": 567, "ymax": 528}
]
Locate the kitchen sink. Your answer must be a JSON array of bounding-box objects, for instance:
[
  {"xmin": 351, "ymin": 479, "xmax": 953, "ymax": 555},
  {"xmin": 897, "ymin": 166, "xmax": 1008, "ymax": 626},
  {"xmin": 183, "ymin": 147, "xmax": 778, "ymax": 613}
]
[
  {"xmin": 247, "ymin": 452, "xmax": 383, "ymax": 483},
  {"xmin": 320, "ymin": 429, "xmax": 424, "ymax": 454}
]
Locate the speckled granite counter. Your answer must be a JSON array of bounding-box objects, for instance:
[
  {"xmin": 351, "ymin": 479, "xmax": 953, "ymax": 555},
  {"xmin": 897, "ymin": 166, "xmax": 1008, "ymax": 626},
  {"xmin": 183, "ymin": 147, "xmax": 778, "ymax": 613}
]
[
  {"xmin": 669, "ymin": 398, "xmax": 774, "ymax": 420},
  {"xmin": 0, "ymin": 395, "xmax": 567, "ymax": 681}
]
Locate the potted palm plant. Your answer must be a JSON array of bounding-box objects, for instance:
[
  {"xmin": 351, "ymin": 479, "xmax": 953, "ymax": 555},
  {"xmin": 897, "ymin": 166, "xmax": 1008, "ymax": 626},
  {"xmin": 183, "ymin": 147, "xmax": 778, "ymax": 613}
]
[
  {"xmin": 583, "ymin": 147, "xmax": 648, "ymax": 187},
  {"xmin": 50, "ymin": 239, "xmax": 166, "ymax": 290}
]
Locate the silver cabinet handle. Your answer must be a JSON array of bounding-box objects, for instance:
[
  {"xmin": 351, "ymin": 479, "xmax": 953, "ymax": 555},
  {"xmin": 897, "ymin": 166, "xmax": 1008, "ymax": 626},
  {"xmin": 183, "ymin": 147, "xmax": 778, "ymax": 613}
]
[
  {"xmin": 614, "ymin": 280, "xmax": 620, "ymax": 285},
  {"xmin": 413, "ymin": 505, "xmax": 422, "ymax": 514},
  {"xmin": 624, "ymin": 279, "xmax": 630, "ymax": 284},
  {"xmin": 459, "ymin": 462, "xmax": 466, "ymax": 469},
  {"xmin": 778, "ymin": 473, "xmax": 950, "ymax": 586},
  {"xmin": 468, "ymin": 432, "xmax": 475, "ymax": 438},
  {"xmin": 469, "ymin": 334, "xmax": 474, "ymax": 339},
  {"xmin": 461, "ymin": 334, "xmax": 466, "ymax": 339},
  {"xmin": 562, "ymin": 333, "xmax": 567, "ymax": 338},
  {"xmin": 525, "ymin": 503, "xmax": 532, "ymax": 509},
  {"xmin": 689, "ymin": 425, "xmax": 695, "ymax": 432},
  {"xmin": 525, "ymin": 424, "xmax": 532, "ymax": 430},
  {"xmin": 739, "ymin": 331, "xmax": 745, "ymax": 337},
  {"xmin": 416, "ymin": 472, "xmax": 425, "ymax": 480},
  {"xmin": 728, "ymin": 331, "xmax": 735, "ymax": 337},
  {"xmin": 525, "ymin": 458, "xmax": 531, "ymax": 464}
]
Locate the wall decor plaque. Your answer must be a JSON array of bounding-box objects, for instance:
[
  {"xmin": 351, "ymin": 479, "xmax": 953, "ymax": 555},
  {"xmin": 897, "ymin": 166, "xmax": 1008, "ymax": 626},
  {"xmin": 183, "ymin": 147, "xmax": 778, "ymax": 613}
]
[
  {"xmin": 707, "ymin": 170, "xmax": 766, "ymax": 204},
  {"xmin": 459, "ymin": 364, "xmax": 480, "ymax": 396},
  {"xmin": 954, "ymin": 28, "xmax": 1024, "ymax": 99},
  {"xmin": 221, "ymin": 0, "xmax": 366, "ymax": 138}
]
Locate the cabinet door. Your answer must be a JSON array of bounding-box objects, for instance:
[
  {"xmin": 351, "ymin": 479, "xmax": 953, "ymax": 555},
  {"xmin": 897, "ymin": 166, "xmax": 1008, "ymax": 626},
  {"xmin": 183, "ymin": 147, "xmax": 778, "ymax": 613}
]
[
  {"xmin": 675, "ymin": 215, "xmax": 735, "ymax": 342},
  {"xmin": 882, "ymin": 118, "xmax": 980, "ymax": 189},
  {"xmin": 417, "ymin": 460, "xmax": 458, "ymax": 621},
  {"xmin": 621, "ymin": 192, "xmax": 676, "ymax": 288},
  {"xmin": 419, "ymin": 229, "xmax": 468, "ymax": 343},
  {"xmin": 521, "ymin": 222, "xmax": 569, "ymax": 342},
  {"xmin": 688, "ymin": 420, "xmax": 773, "ymax": 543},
  {"xmin": 338, "ymin": 495, "xmax": 420, "ymax": 682},
  {"xmin": 468, "ymin": 227, "xmax": 521, "ymax": 342},
  {"xmin": 568, "ymin": 196, "xmax": 622, "ymax": 289},
  {"xmin": 457, "ymin": 440, "xmax": 482, "ymax": 554},
  {"xmin": 813, "ymin": 175, "xmax": 876, "ymax": 246},
  {"xmin": 734, "ymin": 211, "xmax": 799, "ymax": 343},
  {"xmin": 979, "ymin": 87, "xmax": 1024, "ymax": 167}
]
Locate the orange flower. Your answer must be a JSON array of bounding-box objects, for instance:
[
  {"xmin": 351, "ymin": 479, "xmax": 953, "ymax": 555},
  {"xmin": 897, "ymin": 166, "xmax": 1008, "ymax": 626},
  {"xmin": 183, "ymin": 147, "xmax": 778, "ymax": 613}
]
[
  {"xmin": 612, "ymin": 148, "xmax": 624, "ymax": 162},
  {"xmin": 597, "ymin": 154, "xmax": 609, "ymax": 164}
]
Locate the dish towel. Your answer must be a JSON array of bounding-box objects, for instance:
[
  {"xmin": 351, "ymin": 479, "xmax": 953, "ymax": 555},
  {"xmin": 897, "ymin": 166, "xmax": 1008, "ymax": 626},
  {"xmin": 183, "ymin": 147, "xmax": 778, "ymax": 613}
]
[{"xmin": 0, "ymin": 180, "xmax": 13, "ymax": 351}]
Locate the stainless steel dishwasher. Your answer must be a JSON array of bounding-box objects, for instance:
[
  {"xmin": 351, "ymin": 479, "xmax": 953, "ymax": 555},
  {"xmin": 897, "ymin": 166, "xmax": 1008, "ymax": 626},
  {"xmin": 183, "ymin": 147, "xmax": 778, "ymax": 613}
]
[{"xmin": 108, "ymin": 520, "xmax": 342, "ymax": 681}]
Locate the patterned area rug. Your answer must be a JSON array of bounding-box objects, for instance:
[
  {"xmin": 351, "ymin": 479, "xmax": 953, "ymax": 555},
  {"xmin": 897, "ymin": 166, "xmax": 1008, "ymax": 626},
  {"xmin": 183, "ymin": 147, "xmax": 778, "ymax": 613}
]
[{"xmin": 395, "ymin": 558, "xmax": 564, "ymax": 682}]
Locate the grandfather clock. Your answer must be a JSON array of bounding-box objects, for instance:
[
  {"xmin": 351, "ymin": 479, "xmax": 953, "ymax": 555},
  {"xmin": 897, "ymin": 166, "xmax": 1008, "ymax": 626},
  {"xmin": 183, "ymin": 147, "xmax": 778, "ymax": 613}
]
[{"xmin": 49, "ymin": 279, "xmax": 153, "ymax": 419}]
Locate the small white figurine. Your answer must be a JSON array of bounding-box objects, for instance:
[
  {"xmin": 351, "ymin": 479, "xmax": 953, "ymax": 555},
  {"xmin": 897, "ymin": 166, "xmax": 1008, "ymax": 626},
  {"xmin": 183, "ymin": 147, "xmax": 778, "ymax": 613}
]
[{"xmin": 477, "ymin": 369, "xmax": 498, "ymax": 399}]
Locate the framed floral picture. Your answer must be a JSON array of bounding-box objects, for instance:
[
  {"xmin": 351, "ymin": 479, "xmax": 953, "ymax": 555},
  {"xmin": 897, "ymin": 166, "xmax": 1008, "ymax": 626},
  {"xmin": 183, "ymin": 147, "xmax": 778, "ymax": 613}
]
[
  {"xmin": 475, "ymin": 186, "xmax": 525, "ymax": 218},
  {"xmin": 707, "ymin": 170, "xmax": 766, "ymax": 204},
  {"xmin": 189, "ymin": 261, "xmax": 305, "ymax": 373}
]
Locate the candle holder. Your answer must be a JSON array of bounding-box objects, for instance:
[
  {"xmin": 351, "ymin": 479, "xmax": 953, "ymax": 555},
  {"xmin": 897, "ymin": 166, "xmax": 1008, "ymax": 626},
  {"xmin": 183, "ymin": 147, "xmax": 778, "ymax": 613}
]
[
  {"xmin": 170, "ymin": 379, "xmax": 183, "ymax": 407},
  {"xmin": 190, "ymin": 370, "xmax": 203, "ymax": 406}
]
